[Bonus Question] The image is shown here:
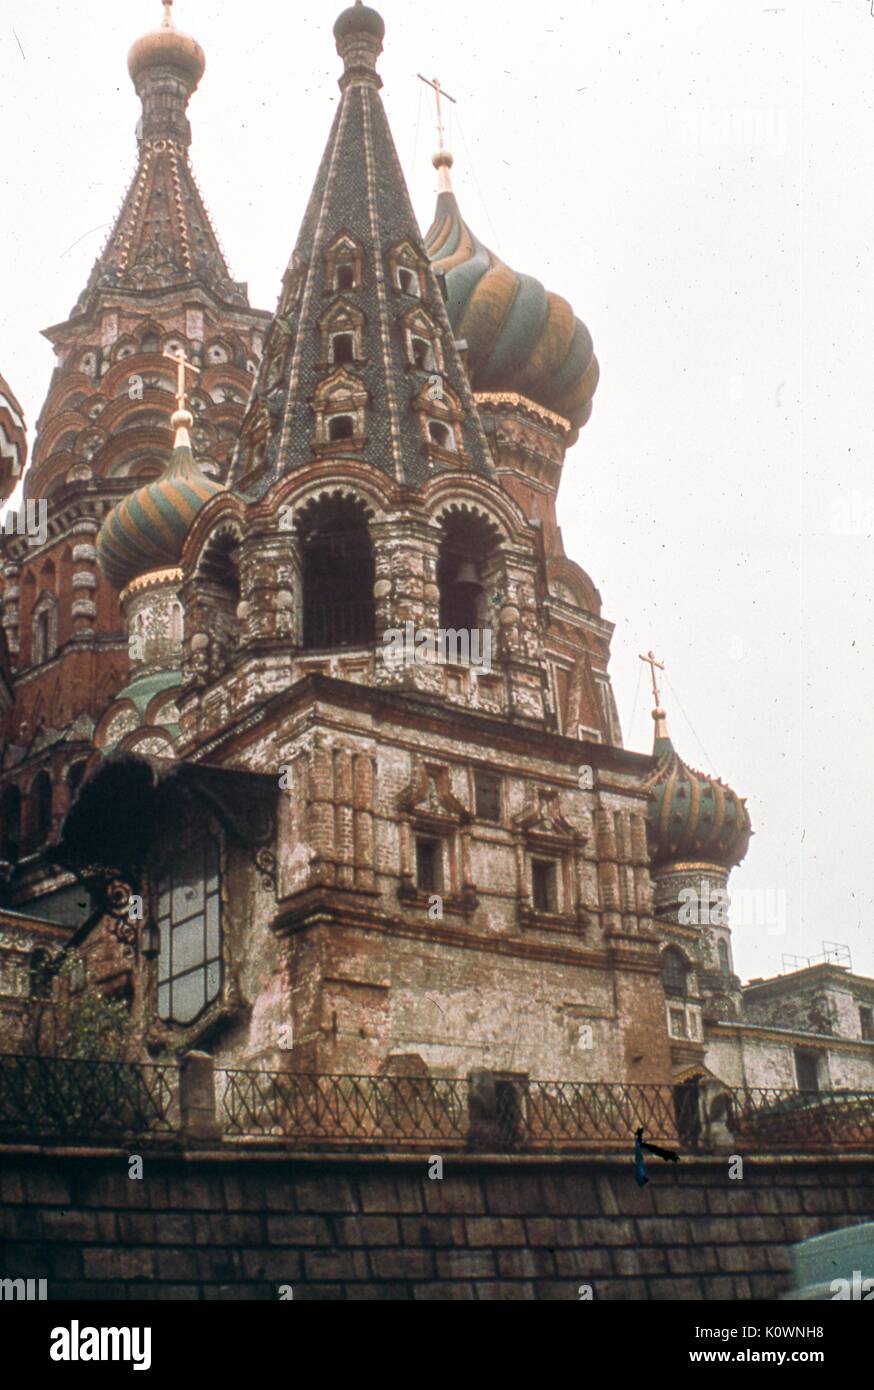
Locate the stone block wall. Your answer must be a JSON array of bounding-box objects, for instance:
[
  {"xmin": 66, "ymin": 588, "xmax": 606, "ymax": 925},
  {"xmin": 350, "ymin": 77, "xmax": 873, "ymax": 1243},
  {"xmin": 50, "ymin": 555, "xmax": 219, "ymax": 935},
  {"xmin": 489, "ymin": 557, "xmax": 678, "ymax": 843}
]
[{"xmin": 1, "ymin": 1151, "xmax": 872, "ymax": 1300}]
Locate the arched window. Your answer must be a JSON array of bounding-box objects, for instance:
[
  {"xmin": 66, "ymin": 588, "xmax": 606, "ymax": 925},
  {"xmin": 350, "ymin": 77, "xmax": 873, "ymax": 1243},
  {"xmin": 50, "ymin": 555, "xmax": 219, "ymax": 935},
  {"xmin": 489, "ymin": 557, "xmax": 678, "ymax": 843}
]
[
  {"xmin": 196, "ymin": 532, "xmax": 241, "ymax": 677},
  {"xmin": 397, "ymin": 266, "xmax": 419, "ymax": 297},
  {"xmin": 1, "ymin": 785, "xmax": 21, "ymax": 859},
  {"xmin": 411, "ymin": 336, "xmax": 436, "ymax": 372},
  {"xmin": 428, "ymin": 420, "xmax": 456, "ymax": 452},
  {"xmin": 328, "ymin": 414, "xmax": 355, "ymax": 442},
  {"xmin": 661, "ymin": 946, "xmax": 689, "ymax": 997},
  {"xmin": 335, "ymin": 263, "xmax": 356, "ymax": 292},
  {"xmin": 717, "ymin": 939, "xmax": 730, "ymax": 977},
  {"xmin": 298, "ymin": 496, "xmax": 375, "ymax": 650},
  {"xmin": 437, "ymin": 513, "xmax": 496, "ymax": 633},
  {"xmin": 331, "ymin": 333, "xmax": 355, "ymax": 367},
  {"xmin": 31, "ymin": 771, "xmax": 53, "ymax": 845}
]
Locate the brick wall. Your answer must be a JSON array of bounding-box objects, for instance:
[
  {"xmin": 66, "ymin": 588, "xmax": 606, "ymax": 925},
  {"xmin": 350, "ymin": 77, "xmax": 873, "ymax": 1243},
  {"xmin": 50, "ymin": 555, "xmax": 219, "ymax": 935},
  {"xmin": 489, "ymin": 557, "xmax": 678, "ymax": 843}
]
[{"xmin": 2, "ymin": 1152, "xmax": 873, "ymax": 1300}]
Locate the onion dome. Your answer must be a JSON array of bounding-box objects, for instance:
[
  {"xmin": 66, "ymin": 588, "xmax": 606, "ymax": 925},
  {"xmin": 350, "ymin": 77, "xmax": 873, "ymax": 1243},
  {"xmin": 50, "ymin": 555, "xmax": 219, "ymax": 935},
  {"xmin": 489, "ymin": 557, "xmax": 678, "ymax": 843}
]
[
  {"xmin": 0, "ymin": 372, "xmax": 27, "ymax": 504},
  {"xmin": 644, "ymin": 709, "xmax": 752, "ymax": 871},
  {"xmin": 333, "ymin": 1, "xmax": 386, "ymax": 43},
  {"xmin": 97, "ymin": 410, "xmax": 221, "ymax": 591},
  {"xmin": 426, "ymin": 187, "xmax": 600, "ymax": 435},
  {"xmin": 128, "ymin": 0, "xmax": 205, "ymax": 89}
]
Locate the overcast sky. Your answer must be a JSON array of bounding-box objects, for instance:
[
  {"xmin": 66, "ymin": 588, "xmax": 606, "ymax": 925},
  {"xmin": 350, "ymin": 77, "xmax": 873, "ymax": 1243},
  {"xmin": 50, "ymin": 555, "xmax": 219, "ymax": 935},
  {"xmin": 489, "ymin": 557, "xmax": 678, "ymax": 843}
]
[{"xmin": 2, "ymin": 0, "xmax": 873, "ymax": 983}]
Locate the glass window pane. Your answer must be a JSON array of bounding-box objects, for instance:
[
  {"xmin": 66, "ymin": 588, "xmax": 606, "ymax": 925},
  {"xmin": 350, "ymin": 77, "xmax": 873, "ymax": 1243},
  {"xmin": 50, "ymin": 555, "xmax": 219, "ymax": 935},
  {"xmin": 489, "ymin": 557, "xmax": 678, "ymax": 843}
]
[
  {"xmin": 205, "ymin": 894, "xmax": 220, "ymax": 960},
  {"xmin": 172, "ymin": 844, "xmax": 205, "ymax": 920},
  {"xmin": 172, "ymin": 916, "xmax": 205, "ymax": 975},
  {"xmin": 172, "ymin": 969, "xmax": 205, "ymax": 1025},
  {"xmin": 205, "ymin": 960, "xmax": 221, "ymax": 1005},
  {"xmin": 158, "ymin": 925, "xmax": 170, "ymax": 981}
]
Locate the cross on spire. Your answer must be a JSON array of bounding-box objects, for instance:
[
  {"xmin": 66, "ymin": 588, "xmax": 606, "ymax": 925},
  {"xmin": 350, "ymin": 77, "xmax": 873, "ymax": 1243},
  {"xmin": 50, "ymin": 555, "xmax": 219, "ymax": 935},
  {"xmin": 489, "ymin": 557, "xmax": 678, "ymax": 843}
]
[
  {"xmin": 417, "ymin": 74, "xmax": 457, "ymax": 152},
  {"xmin": 162, "ymin": 0, "xmax": 174, "ymax": 29},
  {"xmin": 163, "ymin": 347, "xmax": 199, "ymax": 415},
  {"xmin": 639, "ymin": 649, "xmax": 665, "ymax": 709}
]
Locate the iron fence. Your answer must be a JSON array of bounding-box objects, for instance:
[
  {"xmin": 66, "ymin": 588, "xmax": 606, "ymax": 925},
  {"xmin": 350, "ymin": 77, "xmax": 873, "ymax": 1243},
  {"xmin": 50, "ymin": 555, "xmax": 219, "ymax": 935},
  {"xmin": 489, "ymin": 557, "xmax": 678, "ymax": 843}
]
[
  {"xmin": 0, "ymin": 1054, "xmax": 871, "ymax": 1153},
  {"xmin": 0, "ymin": 1053, "xmax": 179, "ymax": 1142}
]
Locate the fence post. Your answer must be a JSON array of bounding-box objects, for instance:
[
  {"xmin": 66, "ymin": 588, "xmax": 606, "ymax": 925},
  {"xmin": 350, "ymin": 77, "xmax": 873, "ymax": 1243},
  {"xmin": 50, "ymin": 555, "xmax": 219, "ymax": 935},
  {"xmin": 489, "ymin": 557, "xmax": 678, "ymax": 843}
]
[
  {"xmin": 179, "ymin": 1050, "xmax": 221, "ymax": 1144},
  {"xmin": 464, "ymin": 1073, "xmax": 505, "ymax": 1150}
]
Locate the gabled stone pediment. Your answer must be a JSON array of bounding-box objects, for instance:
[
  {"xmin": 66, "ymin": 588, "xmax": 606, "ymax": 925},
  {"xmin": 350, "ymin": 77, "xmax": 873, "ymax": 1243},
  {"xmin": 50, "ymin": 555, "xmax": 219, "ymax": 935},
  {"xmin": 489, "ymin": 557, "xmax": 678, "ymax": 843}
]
[
  {"xmin": 398, "ymin": 760, "xmax": 469, "ymax": 825},
  {"xmin": 513, "ymin": 786, "xmax": 581, "ymax": 842}
]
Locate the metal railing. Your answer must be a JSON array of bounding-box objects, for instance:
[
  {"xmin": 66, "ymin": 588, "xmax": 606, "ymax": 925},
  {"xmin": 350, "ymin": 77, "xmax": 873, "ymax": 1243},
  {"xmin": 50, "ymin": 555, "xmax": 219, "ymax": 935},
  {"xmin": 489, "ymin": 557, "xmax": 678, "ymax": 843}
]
[
  {"xmin": 302, "ymin": 601, "xmax": 375, "ymax": 650},
  {"xmin": 0, "ymin": 1054, "xmax": 871, "ymax": 1153},
  {"xmin": 0, "ymin": 1053, "xmax": 179, "ymax": 1142}
]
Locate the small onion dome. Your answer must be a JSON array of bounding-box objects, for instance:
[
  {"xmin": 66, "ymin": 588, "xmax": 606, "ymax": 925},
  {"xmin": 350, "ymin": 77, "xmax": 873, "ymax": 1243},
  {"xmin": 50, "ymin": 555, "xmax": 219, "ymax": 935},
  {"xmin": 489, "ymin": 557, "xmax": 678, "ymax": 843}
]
[
  {"xmin": 333, "ymin": 1, "xmax": 386, "ymax": 43},
  {"xmin": 128, "ymin": 2, "xmax": 206, "ymax": 88},
  {"xmin": 644, "ymin": 724, "xmax": 752, "ymax": 871},
  {"xmin": 426, "ymin": 189, "xmax": 599, "ymax": 436},
  {"xmin": 97, "ymin": 411, "xmax": 222, "ymax": 591}
]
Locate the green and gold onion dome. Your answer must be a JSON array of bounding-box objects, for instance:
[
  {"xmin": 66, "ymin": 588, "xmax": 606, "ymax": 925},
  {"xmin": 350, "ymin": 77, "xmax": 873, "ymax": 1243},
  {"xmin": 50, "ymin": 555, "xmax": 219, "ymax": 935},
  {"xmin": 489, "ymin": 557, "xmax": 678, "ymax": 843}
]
[
  {"xmin": 644, "ymin": 708, "xmax": 752, "ymax": 871},
  {"xmin": 426, "ymin": 167, "xmax": 599, "ymax": 437},
  {"xmin": 97, "ymin": 408, "xmax": 222, "ymax": 591}
]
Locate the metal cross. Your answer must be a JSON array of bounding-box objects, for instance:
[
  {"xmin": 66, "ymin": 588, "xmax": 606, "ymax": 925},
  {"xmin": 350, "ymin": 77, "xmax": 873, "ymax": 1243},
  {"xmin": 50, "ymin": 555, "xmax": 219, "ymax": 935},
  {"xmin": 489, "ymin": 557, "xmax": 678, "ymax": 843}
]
[
  {"xmin": 639, "ymin": 649, "xmax": 665, "ymax": 708},
  {"xmin": 417, "ymin": 74, "xmax": 457, "ymax": 151},
  {"xmin": 163, "ymin": 348, "xmax": 199, "ymax": 413},
  {"xmin": 162, "ymin": 0, "xmax": 174, "ymax": 28}
]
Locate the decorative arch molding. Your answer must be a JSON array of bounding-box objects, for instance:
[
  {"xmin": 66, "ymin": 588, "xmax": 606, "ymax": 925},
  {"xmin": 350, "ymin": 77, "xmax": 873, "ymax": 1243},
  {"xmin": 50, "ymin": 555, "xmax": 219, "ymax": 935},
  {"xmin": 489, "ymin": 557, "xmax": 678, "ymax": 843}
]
[
  {"xmin": 180, "ymin": 493, "xmax": 246, "ymax": 577},
  {"xmin": 423, "ymin": 476, "xmax": 529, "ymax": 544},
  {"xmin": 256, "ymin": 460, "xmax": 396, "ymax": 532},
  {"xmin": 546, "ymin": 556, "xmax": 603, "ymax": 618}
]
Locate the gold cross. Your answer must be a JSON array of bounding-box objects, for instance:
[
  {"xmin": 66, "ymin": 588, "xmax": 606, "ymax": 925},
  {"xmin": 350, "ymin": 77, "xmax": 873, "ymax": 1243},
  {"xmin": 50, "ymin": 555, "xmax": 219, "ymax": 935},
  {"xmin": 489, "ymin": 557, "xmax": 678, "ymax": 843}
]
[
  {"xmin": 162, "ymin": 0, "xmax": 174, "ymax": 29},
  {"xmin": 639, "ymin": 649, "xmax": 665, "ymax": 708},
  {"xmin": 163, "ymin": 348, "xmax": 199, "ymax": 413},
  {"xmin": 417, "ymin": 74, "xmax": 457, "ymax": 151}
]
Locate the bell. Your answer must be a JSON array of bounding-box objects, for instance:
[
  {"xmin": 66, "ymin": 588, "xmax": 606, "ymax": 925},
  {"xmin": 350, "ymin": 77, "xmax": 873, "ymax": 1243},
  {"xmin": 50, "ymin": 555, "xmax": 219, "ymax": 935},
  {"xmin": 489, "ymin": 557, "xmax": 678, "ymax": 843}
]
[{"xmin": 455, "ymin": 561, "xmax": 480, "ymax": 586}]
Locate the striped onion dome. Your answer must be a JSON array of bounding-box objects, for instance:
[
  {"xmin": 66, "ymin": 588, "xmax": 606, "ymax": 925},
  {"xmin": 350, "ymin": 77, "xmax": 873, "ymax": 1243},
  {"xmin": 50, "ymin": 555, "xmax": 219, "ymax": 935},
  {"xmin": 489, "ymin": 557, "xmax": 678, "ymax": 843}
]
[
  {"xmin": 97, "ymin": 411, "xmax": 222, "ymax": 591},
  {"xmin": 425, "ymin": 185, "xmax": 600, "ymax": 435},
  {"xmin": 644, "ymin": 721, "xmax": 752, "ymax": 871}
]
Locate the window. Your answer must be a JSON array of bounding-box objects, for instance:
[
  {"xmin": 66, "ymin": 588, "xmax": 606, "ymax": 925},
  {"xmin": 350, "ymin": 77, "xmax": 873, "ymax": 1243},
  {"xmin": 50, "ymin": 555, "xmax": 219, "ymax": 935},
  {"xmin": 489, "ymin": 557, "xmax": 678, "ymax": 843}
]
[
  {"xmin": 331, "ymin": 333, "xmax": 355, "ymax": 366},
  {"xmin": 860, "ymin": 1006, "xmax": 874, "ymax": 1042},
  {"xmin": 669, "ymin": 1008, "xmax": 689, "ymax": 1040},
  {"xmin": 29, "ymin": 948, "xmax": 53, "ymax": 999},
  {"xmin": 531, "ymin": 859, "xmax": 558, "ymax": 913},
  {"xmin": 411, "ymin": 336, "xmax": 436, "ymax": 371},
  {"xmin": 794, "ymin": 1048, "xmax": 820, "ymax": 1093},
  {"xmin": 428, "ymin": 420, "xmax": 456, "ymax": 452},
  {"xmin": 717, "ymin": 939, "xmax": 730, "ymax": 977},
  {"xmin": 328, "ymin": 414, "xmax": 355, "ymax": 442},
  {"xmin": 474, "ymin": 771, "xmax": 502, "ymax": 822},
  {"xmin": 157, "ymin": 837, "xmax": 222, "ymax": 1026},
  {"xmin": 398, "ymin": 267, "xmax": 419, "ymax": 296},
  {"xmin": 335, "ymin": 263, "xmax": 356, "ymax": 292},
  {"xmin": 661, "ymin": 947, "xmax": 688, "ymax": 997},
  {"xmin": 415, "ymin": 837, "xmax": 443, "ymax": 894}
]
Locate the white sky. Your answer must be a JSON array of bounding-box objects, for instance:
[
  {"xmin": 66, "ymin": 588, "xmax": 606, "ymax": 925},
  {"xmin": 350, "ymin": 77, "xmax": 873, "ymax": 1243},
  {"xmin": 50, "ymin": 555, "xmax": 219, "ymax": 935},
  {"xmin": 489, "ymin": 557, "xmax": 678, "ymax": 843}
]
[{"xmin": 2, "ymin": 0, "xmax": 873, "ymax": 983}]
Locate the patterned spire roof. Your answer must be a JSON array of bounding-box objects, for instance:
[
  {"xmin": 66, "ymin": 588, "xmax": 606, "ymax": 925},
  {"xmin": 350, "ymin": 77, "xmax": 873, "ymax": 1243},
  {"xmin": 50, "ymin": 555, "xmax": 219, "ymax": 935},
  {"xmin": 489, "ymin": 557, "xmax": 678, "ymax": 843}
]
[
  {"xmin": 72, "ymin": 3, "xmax": 249, "ymax": 317},
  {"xmin": 232, "ymin": 4, "xmax": 493, "ymax": 496}
]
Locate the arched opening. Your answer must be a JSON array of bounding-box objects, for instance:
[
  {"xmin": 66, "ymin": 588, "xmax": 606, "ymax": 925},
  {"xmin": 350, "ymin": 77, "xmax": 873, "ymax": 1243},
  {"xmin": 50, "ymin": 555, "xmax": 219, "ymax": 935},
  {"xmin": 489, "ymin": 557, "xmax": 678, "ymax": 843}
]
[
  {"xmin": 331, "ymin": 333, "xmax": 355, "ymax": 367},
  {"xmin": 428, "ymin": 420, "xmax": 455, "ymax": 452},
  {"xmin": 328, "ymin": 414, "xmax": 355, "ymax": 442},
  {"xmin": 717, "ymin": 939, "xmax": 730, "ymax": 977},
  {"xmin": 31, "ymin": 771, "xmax": 53, "ymax": 846},
  {"xmin": 335, "ymin": 263, "xmax": 356, "ymax": 292},
  {"xmin": 411, "ymin": 335, "xmax": 436, "ymax": 371},
  {"xmin": 33, "ymin": 609, "xmax": 51, "ymax": 665},
  {"xmin": 437, "ymin": 513, "xmax": 496, "ymax": 633},
  {"xmin": 298, "ymin": 496, "xmax": 375, "ymax": 650},
  {"xmin": 1, "ymin": 785, "xmax": 21, "ymax": 860},
  {"xmin": 661, "ymin": 946, "xmax": 689, "ymax": 997},
  {"xmin": 397, "ymin": 267, "xmax": 419, "ymax": 297},
  {"xmin": 196, "ymin": 531, "xmax": 242, "ymax": 675}
]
